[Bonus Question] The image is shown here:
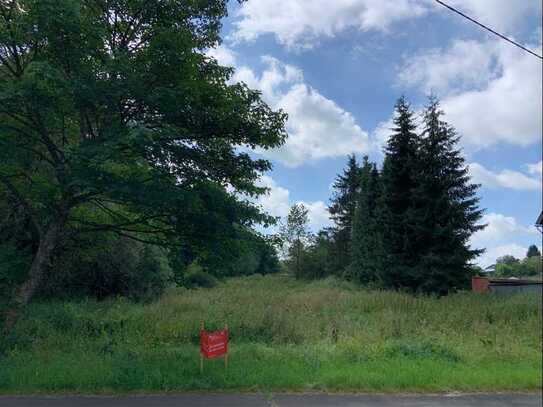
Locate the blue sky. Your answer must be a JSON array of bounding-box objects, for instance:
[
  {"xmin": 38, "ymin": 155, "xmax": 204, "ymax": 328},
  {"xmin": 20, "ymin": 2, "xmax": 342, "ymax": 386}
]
[{"xmin": 209, "ymin": 0, "xmax": 542, "ymax": 267}]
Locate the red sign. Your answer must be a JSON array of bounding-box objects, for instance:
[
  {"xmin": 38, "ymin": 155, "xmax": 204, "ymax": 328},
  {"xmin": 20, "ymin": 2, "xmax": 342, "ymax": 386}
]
[
  {"xmin": 200, "ymin": 328, "xmax": 228, "ymax": 359},
  {"xmin": 472, "ymin": 276, "xmax": 489, "ymax": 293}
]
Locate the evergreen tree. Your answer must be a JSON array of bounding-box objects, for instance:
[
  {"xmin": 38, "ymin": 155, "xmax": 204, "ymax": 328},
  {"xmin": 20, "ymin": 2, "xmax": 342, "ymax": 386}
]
[
  {"xmin": 410, "ymin": 97, "xmax": 485, "ymax": 295},
  {"xmin": 328, "ymin": 154, "xmax": 362, "ymax": 272},
  {"xmin": 526, "ymin": 245, "xmax": 541, "ymax": 258},
  {"xmin": 350, "ymin": 157, "xmax": 383, "ymax": 283},
  {"xmin": 380, "ymin": 96, "xmax": 420, "ymax": 289}
]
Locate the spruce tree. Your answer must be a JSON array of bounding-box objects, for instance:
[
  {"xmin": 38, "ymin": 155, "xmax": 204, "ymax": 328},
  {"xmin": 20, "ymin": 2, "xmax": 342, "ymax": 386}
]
[
  {"xmin": 328, "ymin": 154, "xmax": 362, "ymax": 272},
  {"xmin": 350, "ymin": 157, "xmax": 383, "ymax": 283},
  {"xmin": 411, "ymin": 97, "xmax": 484, "ymax": 295},
  {"xmin": 380, "ymin": 96, "xmax": 420, "ymax": 289}
]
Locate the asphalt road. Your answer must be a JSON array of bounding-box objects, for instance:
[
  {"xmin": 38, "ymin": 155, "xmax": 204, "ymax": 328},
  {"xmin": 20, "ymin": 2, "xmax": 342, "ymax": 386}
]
[{"xmin": 0, "ymin": 393, "xmax": 541, "ymax": 407}]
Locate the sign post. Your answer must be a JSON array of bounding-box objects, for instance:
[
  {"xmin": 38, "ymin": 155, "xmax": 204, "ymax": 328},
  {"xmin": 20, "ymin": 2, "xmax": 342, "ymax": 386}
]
[{"xmin": 199, "ymin": 321, "xmax": 229, "ymax": 373}]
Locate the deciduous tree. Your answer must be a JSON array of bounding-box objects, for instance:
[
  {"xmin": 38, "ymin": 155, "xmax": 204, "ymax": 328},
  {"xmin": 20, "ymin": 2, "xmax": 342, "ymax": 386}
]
[
  {"xmin": 0, "ymin": 0, "xmax": 286, "ymax": 331},
  {"xmin": 281, "ymin": 203, "xmax": 310, "ymax": 277}
]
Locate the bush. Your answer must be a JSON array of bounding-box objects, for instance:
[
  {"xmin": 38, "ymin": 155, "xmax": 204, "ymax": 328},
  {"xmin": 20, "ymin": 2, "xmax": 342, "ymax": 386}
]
[
  {"xmin": 0, "ymin": 243, "xmax": 32, "ymax": 308},
  {"xmin": 182, "ymin": 262, "xmax": 218, "ymax": 289},
  {"xmin": 39, "ymin": 233, "xmax": 173, "ymax": 302}
]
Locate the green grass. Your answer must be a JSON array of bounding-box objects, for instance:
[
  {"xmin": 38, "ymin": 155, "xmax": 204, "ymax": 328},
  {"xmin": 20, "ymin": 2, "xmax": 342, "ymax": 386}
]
[{"xmin": 1, "ymin": 274, "xmax": 541, "ymax": 393}]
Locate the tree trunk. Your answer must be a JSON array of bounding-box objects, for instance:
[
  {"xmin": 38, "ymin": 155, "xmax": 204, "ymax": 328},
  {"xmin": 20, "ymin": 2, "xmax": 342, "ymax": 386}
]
[{"xmin": 2, "ymin": 218, "xmax": 65, "ymax": 333}]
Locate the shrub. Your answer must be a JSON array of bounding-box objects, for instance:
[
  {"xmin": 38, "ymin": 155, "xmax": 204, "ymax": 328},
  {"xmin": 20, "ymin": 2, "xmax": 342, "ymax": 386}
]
[
  {"xmin": 182, "ymin": 262, "xmax": 218, "ymax": 289},
  {"xmin": 0, "ymin": 243, "xmax": 32, "ymax": 306},
  {"xmin": 39, "ymin": 233, "xmax": 173, "ymax": 302}
]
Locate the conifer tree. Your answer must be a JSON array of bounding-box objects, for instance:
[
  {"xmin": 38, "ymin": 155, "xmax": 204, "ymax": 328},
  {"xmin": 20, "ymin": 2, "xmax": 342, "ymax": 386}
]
[
  {"xmin": 328, "ymin": 154, "xmax": 362, "ymax": 272},
  {"xmin": 350, "ymin": 157, "xmax": 383, "ymax": 283},
  {"xmin": 380, "ymin": 97, "xmax": 420, "ymax": 289},
  {"xmin": 410, "ymin": 97, "xmax": 484, "ymax": 295}
]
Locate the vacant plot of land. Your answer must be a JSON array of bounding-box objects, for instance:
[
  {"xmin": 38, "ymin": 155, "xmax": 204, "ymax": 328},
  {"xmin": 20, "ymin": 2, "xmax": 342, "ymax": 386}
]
[{"xmin": 0, "ymin": 274, "xmax": 541, "ymax": 393}]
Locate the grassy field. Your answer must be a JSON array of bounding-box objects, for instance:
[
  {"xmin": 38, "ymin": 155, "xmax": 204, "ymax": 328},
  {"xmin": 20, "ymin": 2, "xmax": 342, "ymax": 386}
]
[{"xmin": 0, "ymin": 274, "xmax": 541, "ymax": 393}]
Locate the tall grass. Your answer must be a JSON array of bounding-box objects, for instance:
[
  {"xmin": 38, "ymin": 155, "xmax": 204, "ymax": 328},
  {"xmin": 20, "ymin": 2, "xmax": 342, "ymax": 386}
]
[{"xmin": 1, "ymin": 274, "xmax": 541, "ymax": 393}]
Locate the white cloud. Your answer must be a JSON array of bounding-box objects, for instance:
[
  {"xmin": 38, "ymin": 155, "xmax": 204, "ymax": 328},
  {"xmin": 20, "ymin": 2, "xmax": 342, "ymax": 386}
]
[
  {"xmin": 206, "ymin": 44, "xmax": 237, "ymax": 67},
  {"xmin": 470, "ymin": 212, "xmax": 539, "ymax": 266},
  {"xmin": 437, "ymin": 0, "xmax": 541, "ymax": 33},
  {"xmin": 256, "ymin": 175, "xmax": 331, "ymax": 232},
  {"xmin": 526, "ymin": 161, "xmax": 542, "ymax": 177},
  {"xmin": 230, "ymin": 0, "xmax": 540, "ymax": 50},
  {"xmin": 207, "ymin": 47, "xmax": 370, "ymax": 166},
  {"xmin": 256, "ymin": 175, "xmax": 291, "ymax": 219},
  {"xmin": 469, "ymin": 162, "xmax": 541, "ymax": 191},
  {"xmin": 213, "ymin": 50, "xmax": 371, "ymax": 167},
  {"xmin": 371, "ymin": 119, "xmax": 392, "ymax": 156},
  {"xmin": 298, "ymin": 201, "xmax": 332, "ymax": 232},
  {"xmin": 397, "ymin": 40, "xmax": 497, "ymax": 94},
  {"xmin": 396, "ymin": 38, "xmax": 542, "ymax": 149},
  {"xmin": 472, "ymin": 213, "xmax": 538, "ymax": 245},
  {"xmin": 270, "ymin": 83, "xmax": 370, "ymax": 166},
  {"xmin": 477, "ymin": 244, "xmax": 529, "ymax": 268},
  {"xmin": 443, "ymin": 44, "xmax": 542, "ymax": 149},
  {"xmin": 230, "ymin": 0, "xmax": 427, "ymax": 49}
]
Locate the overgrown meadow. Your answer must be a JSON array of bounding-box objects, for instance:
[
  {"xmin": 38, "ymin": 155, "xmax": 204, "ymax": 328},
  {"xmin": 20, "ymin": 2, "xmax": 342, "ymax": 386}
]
[{"xmin": 1, "ymin": 274, "xmax": 541, "ymax": 393}]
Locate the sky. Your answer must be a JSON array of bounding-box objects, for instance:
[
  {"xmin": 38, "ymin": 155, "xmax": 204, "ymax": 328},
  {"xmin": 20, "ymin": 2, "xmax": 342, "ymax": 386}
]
[{"xmin": 209, "ymin": 0, "xmax": 542, "ymax": 268}]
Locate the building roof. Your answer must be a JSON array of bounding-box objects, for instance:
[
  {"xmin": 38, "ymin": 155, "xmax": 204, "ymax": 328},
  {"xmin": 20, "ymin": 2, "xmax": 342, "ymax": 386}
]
[{"xmin": 537, "ymin": 211, "xmax": 543, "ymax": 226}]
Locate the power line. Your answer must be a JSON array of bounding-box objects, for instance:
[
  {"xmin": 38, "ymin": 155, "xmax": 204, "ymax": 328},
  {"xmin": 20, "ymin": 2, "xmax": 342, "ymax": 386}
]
[{"xmin": 434, "ymin": 0, "xmax": 542, "ymax": 60}]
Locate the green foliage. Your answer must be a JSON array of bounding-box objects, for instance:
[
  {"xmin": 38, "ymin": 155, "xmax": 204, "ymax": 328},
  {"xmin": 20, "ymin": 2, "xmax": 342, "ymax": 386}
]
[
  {"xmin": 383, "ymin": 339, "xmax": 460, "ymax": 362},
  {"xmin": 0, "ymin": 275, "xmax": 540, "ymax": 392},
  {"xmin": 181, "ymin": 262, "xmax": 218, "ymax": 289},
  {"xmin": 195, "ymin": 228, "xmax": 280, "ymax": 278},
  {"xmin": 281, "ymin": 204, "xmax": 311, "ymax": 277},
  {"xmin": 0, "ymin": 0, "xmax": 287, "ymax": 316},
  {"xmin": 294, "ymin": 231, "xmax": 335, "ymax": 279},
  {"xmin": 39, "ymin": 233, "xmax": 173, "ymax": 302},
  {"xmin": 325, "ymin": 97, "xmax": 485, "ymax": 295},
  {"xmin": 367, "ymin": 97, "xmax": 484, "ymax": 295},
  {"xmin": 407, "ymin": 98, "xmax": 484, "ymax": 295},
  {"xmin": 526, "ymin": 245, "xmax": 541, "ymax": 259},
  {"xmin": 0, "ymin": 243, "xmax": 31, "ymax": 305},
  {"xmin": 328, "ymin": 154, "xmax": 362, "ymax": 272},
  {"xmin": 470, "ymin": 265, "xmax": 485, "ymax": 277},
  {"xmin": 495, "ymin": 255, "xmax": 542, "ymax": 278},
  {"xmin": 379, "ymin": 96, "xmax": 421, "ymax": 289},
  {"xmin": 349, "ymin": 156, "xmax": 383, "ymax": 283}
]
